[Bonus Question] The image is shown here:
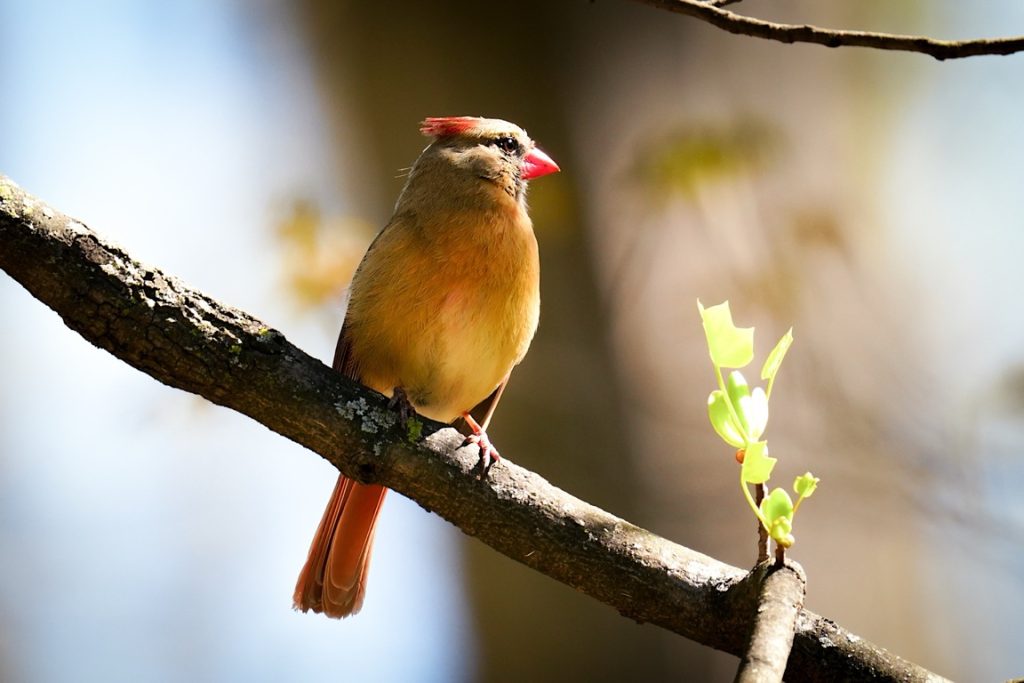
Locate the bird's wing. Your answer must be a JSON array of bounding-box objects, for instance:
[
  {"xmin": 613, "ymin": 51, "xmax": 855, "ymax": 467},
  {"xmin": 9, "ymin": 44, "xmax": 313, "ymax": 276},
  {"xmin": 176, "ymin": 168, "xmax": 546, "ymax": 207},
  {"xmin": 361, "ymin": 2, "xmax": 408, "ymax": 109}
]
[
  {"xmin": 331, "ymin": 321, "xmax": 359, "ymax": 380},
  {"xmin": 330, "ymin": 211, "xmax": 414, "ymax": 381}
]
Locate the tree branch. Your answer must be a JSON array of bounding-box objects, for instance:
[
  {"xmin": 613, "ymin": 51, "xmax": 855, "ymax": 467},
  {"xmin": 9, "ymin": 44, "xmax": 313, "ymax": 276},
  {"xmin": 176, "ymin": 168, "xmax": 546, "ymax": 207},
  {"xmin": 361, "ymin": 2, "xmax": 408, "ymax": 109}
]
[
  {"xmin": 631, "ymin": 0, "xmax": 1024, "ymax": 60},
  {"xmin": 0, "ymin": 175, "xmax": 948, "ymax": 682},
  {"xmin": 735, "ymin": 561, "xmax": 806, "ymax": 683}
]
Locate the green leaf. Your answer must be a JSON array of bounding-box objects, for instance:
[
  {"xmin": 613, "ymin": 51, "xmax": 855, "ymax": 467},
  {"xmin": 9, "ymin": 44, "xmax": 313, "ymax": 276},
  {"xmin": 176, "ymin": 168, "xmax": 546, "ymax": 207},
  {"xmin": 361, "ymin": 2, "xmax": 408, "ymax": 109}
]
[
  {"xmin": 761, "ymin": 328, "xmax": 794, "ymax": 383},
  {"xmin": 698, "ymin": 300, "xmax": 754, "ymax": 369},
  {"xmin": 708, "ymin": 390, "xmax": 745, "ymax": 448},
  {"xmin": 760, "ymin": 487, "xmax": 794, "ymax": 521},
  {"xmin": 726, "ymin": 371, "xmax": 769, "ymax": 442},
  {"xmin": 741, "ymin": 441, "xmax": 776, "ymax": 484},
  {"xmin": 745, "ymin": 387, "xmax": 768, "ymax": 440},
  {"xmin": 760, "ymin": 487, "xmax": 795, "ymax": 547},
  {"xmin": 725, "ymin": 371, "xmax": 751, "ymax": 432},
  {"xmin": 794, "ymin": 472, "xmax": 819, "ymax": 498},
  {"xmin": 770, "ymin": 519, "xmax": 795, "ymax": 548}
]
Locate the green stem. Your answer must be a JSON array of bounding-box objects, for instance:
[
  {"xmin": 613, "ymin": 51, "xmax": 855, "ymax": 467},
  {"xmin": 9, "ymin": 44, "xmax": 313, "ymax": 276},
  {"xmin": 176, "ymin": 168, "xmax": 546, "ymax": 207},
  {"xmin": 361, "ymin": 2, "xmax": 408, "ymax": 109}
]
[
  {"xmin": 741, "ymin": 469, "xmax": 768, "ymax": 529},
  {"xmin": 792, "ymin": 492, "xmax": 806, "ymax": 517}
]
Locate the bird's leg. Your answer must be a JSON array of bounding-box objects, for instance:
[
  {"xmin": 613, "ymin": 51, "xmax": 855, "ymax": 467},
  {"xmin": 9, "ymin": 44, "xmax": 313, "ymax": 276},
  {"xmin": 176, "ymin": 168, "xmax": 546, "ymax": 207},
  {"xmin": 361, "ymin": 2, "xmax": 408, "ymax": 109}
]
[
  {"xmin": 462, "ymin": 376, "xmax": 510, "ymax": 468},
  {"xmin": 388, "ymin": 386, "xmax": 414, "ymax": 424},
  {"xmin": 462, "ymin": 412, "xmax": 499, "ymax": 467}
]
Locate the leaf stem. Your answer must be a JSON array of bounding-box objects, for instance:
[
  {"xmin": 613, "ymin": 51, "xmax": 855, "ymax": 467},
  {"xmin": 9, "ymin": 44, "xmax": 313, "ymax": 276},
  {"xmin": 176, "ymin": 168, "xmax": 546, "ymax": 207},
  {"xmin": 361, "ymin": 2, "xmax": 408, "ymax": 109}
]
[
  {"xmin": 792, "ymin": 492, "xmax": 806, "ymax": 517},
  {"xmin": 741, "ymin": 469, "xmax": 768, "ymax": 530}
]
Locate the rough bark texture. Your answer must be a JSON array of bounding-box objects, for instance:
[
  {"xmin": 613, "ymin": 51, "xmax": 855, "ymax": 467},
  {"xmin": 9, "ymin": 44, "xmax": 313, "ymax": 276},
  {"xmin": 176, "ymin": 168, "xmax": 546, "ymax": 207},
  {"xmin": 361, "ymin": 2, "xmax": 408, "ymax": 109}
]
[
  {"xmin": 632, "ymin": 0, "xmax": 1024, "ymax": 60},
  {"xmin": 735, "ymin": 561, "xmax": 806, "ymax": 683},
  {"xmin": 0, "ymin": 175, "xmax": 949, "ymax": 682}
]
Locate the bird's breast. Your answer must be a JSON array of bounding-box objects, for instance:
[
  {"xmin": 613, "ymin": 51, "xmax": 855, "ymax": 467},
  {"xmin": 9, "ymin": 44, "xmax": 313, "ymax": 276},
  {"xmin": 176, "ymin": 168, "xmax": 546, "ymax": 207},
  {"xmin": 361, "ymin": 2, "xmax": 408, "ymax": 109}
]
[{"xmin": 344, "ymin": 208, "xmax": 540, "ymax": 423}]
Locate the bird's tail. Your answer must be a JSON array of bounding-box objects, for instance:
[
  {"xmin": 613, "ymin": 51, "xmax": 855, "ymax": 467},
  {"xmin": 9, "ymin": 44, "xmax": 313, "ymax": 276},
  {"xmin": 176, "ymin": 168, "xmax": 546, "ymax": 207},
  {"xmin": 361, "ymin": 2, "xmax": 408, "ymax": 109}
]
[{"xmin": 293, "ymin": 475, "xmax": 387, "ymax": 617}]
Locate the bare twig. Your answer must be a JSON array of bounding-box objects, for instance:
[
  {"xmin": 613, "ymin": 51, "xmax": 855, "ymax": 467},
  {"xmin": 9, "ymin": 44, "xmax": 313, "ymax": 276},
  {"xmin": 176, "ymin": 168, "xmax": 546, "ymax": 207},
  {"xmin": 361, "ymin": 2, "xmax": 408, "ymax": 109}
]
[
  {"xmin": 735, "ymin": 561, "xmax": 807, "ymax": 683},
  {"xmin": 755, "ymin": 483, "xmax": 769, "ymax": 563},
  {"xmin": 0, "ymin": 175, "xmax": 949, "ymax": 682},
  {"xmin": 631, "ymin": 0, "xmax": 1024, "ymax": 60}
]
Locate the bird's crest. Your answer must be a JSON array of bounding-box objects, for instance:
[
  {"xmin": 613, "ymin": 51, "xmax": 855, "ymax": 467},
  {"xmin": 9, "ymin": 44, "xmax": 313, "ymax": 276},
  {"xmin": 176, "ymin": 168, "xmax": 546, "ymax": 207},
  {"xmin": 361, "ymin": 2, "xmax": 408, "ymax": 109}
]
[{"xmin": 420, "ymin": 116, "xmax": 480, "ymax": 138}]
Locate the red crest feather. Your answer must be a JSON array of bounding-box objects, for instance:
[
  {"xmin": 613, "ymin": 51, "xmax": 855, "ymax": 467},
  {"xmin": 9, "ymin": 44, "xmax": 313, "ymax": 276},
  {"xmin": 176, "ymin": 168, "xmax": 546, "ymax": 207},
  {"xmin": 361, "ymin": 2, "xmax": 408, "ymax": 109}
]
[{"xmin": 419, "ymin": 116, "xmax": 480, "ymax": 138}]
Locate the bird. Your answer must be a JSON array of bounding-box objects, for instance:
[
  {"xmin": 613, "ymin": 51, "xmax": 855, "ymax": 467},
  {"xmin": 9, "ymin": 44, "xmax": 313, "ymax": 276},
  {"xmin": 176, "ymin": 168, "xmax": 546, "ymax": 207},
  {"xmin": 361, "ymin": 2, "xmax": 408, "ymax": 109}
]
[{"xmin": 293, "ymin": 116, "xmax": 560, "ymax": 618}]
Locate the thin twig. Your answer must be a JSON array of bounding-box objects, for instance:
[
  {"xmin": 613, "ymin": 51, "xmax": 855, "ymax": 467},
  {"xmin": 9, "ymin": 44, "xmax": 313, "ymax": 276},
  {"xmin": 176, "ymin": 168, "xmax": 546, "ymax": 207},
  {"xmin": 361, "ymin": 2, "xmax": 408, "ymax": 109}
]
[
  {"xmin": 755, "ymin": 483, "xmax": 769, "ymax": 563},
  {"xmin": 631, "ymin": 0, "xmax": 1024, "ymax": 60}
]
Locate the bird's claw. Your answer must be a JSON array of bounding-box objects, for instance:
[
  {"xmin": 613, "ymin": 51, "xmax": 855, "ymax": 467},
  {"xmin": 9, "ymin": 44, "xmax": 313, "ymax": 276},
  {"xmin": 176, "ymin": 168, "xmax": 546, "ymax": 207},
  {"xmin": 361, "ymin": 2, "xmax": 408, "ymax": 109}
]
[
  {"xmin": 464, "ymin": 431, "xmax": 501, "ymax": 472},
  {"xmin": 388, "ymin": 387, "xmax": 414, "ymax": 424},
  {"xmin": 461, "ymin": 411, "xmax": 501, "ymax": 474}
]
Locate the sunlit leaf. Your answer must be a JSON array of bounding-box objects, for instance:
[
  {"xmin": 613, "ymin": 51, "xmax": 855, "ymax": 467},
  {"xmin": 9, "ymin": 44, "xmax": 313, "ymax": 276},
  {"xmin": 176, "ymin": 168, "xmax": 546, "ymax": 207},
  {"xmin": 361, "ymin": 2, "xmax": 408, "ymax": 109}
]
[
  {"xmin": 698, "ymin": 300, "xmax": 754, "ymax": 369},
  {"xmin": 708, "ymin": 390, "xmax": 745, "ymax": 448},
  {"xmin": 741, "ymin": 441, "xmax": 776, "ymax": 484},
  {"xmin": 724, "ymin": 371, "xmax": 769, "ymax": 442},
  {"xmin": 725, "ymin": 371, "xmax": 752, "ymax": 434},
  {"xmin": 761, "ymin": 487, "xmax": 793, "ymax": 521},
  {"xmin": 760, "ymin": 487, "xmax": 795, "ymax": 546},
  {"xmin": 794, "ymin": 472, "xmax": 819, "ymax": 498},
  {"xmin": 770, "ymin": 521, "xmax": 795, "ymax": 548},
  {"xmin": 746, "ymin": 387, "xmax": 769, "ymax": 440},
  {"xmin": 761, "ymin": 328, "xmax": 794, "ymax": 383}
]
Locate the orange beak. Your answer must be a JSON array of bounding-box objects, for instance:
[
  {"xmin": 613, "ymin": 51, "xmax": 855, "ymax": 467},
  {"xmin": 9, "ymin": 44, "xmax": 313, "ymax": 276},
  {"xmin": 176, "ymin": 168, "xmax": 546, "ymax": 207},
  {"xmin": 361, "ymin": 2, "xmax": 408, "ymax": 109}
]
[{"xmin": 521, "ymin": 147, "xmax": 560, "ymax": 181}]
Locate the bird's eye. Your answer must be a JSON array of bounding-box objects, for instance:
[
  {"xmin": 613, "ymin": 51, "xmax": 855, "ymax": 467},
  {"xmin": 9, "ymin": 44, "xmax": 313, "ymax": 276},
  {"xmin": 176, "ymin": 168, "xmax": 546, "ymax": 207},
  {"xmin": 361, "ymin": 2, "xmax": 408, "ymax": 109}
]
[{"xmin": 493, "ymin": 135, "xmax": 521, "ymax": 154}]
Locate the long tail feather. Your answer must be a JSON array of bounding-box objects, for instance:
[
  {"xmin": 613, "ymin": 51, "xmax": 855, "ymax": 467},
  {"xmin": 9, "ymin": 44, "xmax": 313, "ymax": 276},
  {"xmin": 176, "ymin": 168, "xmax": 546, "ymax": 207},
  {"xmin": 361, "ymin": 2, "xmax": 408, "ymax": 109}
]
[{"xmin": 293, "ymin": 475, "xmax": 387, "ymax": 618}]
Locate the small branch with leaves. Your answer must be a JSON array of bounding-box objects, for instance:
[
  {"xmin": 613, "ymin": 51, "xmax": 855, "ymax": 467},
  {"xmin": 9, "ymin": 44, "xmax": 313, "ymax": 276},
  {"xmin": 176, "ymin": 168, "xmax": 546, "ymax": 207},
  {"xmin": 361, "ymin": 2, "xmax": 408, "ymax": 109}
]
[
  {"xmin": 700, "ymin": 300, "xmax": 818, "ymax": 562},
  {"xmin": 632, "ymin": 0, "xmax": 1024, "ymax": 60},
  {"xmin": 699, "ymin": 301, "xmax": 818, "ymax": 681}
]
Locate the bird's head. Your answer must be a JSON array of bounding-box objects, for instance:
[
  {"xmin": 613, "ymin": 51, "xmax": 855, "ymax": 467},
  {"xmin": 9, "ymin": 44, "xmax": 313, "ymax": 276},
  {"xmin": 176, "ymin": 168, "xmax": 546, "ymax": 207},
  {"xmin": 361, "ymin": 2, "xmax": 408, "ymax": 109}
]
[{"xmin": 413, "ymin": 116, "xmax": 559, "ymax": 206}]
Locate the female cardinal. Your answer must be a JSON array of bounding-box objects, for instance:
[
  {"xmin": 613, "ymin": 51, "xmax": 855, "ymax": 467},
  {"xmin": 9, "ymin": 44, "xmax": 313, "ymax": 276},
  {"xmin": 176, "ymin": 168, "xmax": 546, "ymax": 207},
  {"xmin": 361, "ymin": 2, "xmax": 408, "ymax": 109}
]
[{"xmin": 293, "ymin": 116, "xmax": 560, "ymax": 617}]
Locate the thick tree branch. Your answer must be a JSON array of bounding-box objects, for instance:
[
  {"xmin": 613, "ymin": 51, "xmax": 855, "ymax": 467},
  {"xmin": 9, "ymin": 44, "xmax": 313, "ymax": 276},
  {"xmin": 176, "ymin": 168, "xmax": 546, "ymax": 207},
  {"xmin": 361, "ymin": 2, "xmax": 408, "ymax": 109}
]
[
  {"xmin": 0, "ymin": 175, "xmax": 948, "ymax": 682},
  {"xmin": 632, "ymin": 0, "xmax": 1024, "ymax": 60}
]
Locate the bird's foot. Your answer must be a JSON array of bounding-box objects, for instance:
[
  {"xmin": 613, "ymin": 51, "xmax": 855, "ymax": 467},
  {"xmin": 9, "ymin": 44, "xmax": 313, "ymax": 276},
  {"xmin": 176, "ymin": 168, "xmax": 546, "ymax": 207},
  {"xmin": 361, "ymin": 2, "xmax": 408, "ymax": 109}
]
[
  {"xmin": 388, "ymin": 387, "xmax": 414, "ymax": 424},
  {"xmin": 465, "ymin": 431, "xmax": 501, "ymax": 469},
  {"xmin": 462, "ymin": 412, "xmax": 501, "ymax": 472}
]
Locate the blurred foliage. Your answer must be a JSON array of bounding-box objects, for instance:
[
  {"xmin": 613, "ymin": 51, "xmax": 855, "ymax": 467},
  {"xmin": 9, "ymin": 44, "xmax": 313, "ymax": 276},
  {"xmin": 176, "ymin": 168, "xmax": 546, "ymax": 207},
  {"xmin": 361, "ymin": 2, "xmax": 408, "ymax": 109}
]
[
  {"xmin": 274, "ymin": 200, "xmax": 372, "ymax": 309},
  {"xmin": 633, "ymin": 118, "xmax": 782, "ymax": 200},
  {"xmin": 789, "ymin": 207, "xmax": 848, "ymax": 252},
  {"xmin": 848, "ymin": 0, "xmax": 928, "ymax": 31}
]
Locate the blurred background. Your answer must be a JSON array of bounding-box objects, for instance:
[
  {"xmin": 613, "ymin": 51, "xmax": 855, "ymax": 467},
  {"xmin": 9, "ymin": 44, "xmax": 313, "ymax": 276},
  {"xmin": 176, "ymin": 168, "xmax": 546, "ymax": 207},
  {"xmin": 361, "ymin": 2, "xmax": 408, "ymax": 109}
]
[{"xmin": 2, "ymin": 0, "xmax": 1023, "ymax": 681}]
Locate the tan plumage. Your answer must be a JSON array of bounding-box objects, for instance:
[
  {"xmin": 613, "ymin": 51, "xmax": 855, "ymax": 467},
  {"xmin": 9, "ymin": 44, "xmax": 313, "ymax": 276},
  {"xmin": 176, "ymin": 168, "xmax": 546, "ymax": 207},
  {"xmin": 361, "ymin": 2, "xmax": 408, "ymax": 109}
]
[{"xmin": 294, "ymin": 116, "xmax": 559, "ymax": 617}]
